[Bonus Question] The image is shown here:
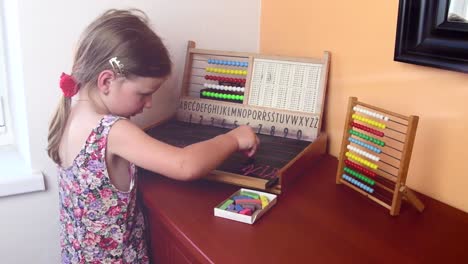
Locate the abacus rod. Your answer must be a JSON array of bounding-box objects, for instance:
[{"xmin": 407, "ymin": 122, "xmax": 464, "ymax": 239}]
[
  {"xmin": 381, "ymin": 151, "xmax": 401, "ymax": 161},
  {"xmin": 189, "ymin": 82, "xmax": 245, "ymax": 88},
  {"xmin": 379, "ymin": 160, "xmax": 400, "ymax": 170},
  {"xmin": 384, "ymin": 135, "xmax": 405, "ymax": 144},
  {"xmin": 190, "ymin": 48, "xmax": 252, "ymax": 58},
  {"xmin": 376, "ymin": 171, "xmax": 398, "ymax": 183},
  {"xmin": 386, "ymin": 127, "xmax": 406, "ymax": 135},
  {"xmin": 375, "ymin": 182, "xmax": 394, "ymax": 194},
  {"xmin": 193, "ymin": 74, "xmax": 247, "ymax": 80},
  {"xmin": 194, "ymin": 58, "xmax": 249, "ymax": 62},
  {"xmin": 377, "ymin": 168, "xmax": 398, "ymax": 178},
  {"xmin": 384, "ymin": 144, "xmax": 403, "ymax": 152},
  {"xmin": 389, "ymin": 119, "xmax": 408, "ymax": 126},
  {"xmin": 357, "ymin": 101, "xmax": 409, "ymax": 121}
]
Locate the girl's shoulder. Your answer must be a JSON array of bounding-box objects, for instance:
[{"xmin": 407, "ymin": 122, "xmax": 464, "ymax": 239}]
[
  {"xmin": 99, "ymin": 114, "xmax": 126, "ymax": 129},
  {"xmin": 59, "ymin": 114, "xmax": 127, "ymax": 169}
]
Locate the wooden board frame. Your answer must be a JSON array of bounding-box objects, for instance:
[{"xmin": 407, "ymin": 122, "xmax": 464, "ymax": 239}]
[
  {"xmin": 147, "ymin": 41, "xmax": 330, "ymax": 194},
  {"xmin": 178, "ymin": 41, "xmax": 330, "ymax": 142},
  {"xmin": 336, "ymin": 97, "xmax": 424, "ymax": 215}
]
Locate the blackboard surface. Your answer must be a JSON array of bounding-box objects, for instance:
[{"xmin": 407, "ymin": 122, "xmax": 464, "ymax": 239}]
[{"xmin": 146, "ymin": 120, "xmax": 310, "ymax": 184}]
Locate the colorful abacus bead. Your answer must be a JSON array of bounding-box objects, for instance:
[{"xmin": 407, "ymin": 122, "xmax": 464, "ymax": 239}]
[
  {"xmin": 208, "ymin": 59, "xmax": 249, "ymax": 67},
  {"xmin": 342, "ymin": 174, "xmax": 374, "ymax": 193},
  {"xmin": 348, "ymin": 137, "xmax": 382, "ymax": 154},
  {"xmin": 344, "ymin": 159, "xmax": 376, "ymax": 177}
]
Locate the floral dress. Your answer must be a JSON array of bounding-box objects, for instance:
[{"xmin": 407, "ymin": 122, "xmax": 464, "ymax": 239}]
[{"xmin": 58, "ymin": 115, "xmax": 149, "ymax": 264}]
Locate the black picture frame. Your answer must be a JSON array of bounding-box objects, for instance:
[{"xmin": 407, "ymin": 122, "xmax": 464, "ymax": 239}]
[{"xmin": 394, "ymin": 0, "xmax": 468, "ymax": 73}]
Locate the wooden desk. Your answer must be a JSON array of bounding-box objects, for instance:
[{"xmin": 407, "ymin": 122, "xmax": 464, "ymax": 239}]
[{"xmin": 140, "ymin": 155, "xmax": 468, "ymax": 263}]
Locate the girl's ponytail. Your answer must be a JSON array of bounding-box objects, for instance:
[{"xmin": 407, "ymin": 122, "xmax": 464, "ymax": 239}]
[{"xmin": 47, "ymin": 95, "xmax": 71, "ymax": 165}]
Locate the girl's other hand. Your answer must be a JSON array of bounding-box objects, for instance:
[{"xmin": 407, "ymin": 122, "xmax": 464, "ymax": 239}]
[{"xmin": 226, "ymin": 125, "xmax": 260, "ymax": 157}]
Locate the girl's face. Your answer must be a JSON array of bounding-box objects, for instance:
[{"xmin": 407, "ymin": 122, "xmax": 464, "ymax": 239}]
[{"xmin": 106, "ymin": 75, "xmax": 167, "ymax": 118}]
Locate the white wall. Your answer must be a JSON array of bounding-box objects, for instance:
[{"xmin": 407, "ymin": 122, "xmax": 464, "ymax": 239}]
[{"xmin": 0, "ymin": 0, "xmax": 260, "ymax": 263}]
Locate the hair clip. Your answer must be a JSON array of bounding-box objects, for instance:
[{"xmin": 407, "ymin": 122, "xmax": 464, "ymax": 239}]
[{"xmin": 109, "ymin": 57, "xmax": 125, "ymax": 76}]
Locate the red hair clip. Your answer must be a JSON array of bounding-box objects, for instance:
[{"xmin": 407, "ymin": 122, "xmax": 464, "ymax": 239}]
[{"xmin": 59, "ymin": 72, "xmax": 79, "ymax": 98}]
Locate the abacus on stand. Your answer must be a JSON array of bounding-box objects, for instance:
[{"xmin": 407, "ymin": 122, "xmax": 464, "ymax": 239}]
[{"xmin": 336, "ymin": 97, "xmax": 424, "ymax": 216}]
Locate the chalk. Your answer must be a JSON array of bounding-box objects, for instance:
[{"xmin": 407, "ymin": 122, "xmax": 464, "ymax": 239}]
[
  {"xmin": 234, "ymin": 204, "xmax": 243, "ymax": 212},
  {"xmin": 260, "ymin": 195, "xmax": 269, "ymax": 209},
  {"xmin": 240, "ymin": 191, "xmax": 260, "ymax": 199},
  {"xmin": 226, "ymin": 204, "xmax": 237, "ymax": 212},
  {"xmin": 219, "ymin": 199, "xmax": 234, "ymax": 210},
  {"xmin": 239, "ymin": 208, "xmax": 253, "ymax": 216},
  {"xmin": 241, "ymin": 204, "xmax": 257, "ymax": 211},
  {"xmin": 235, "ymin": 199, "xmax": 262, "ymax": 205},
  {"xmin": 232, "ymin": 195, "xmax": 254, "ymax": 200},
  {"xmin": 235, "ymin": 199, "xmax": 262, "ymax": 210}
]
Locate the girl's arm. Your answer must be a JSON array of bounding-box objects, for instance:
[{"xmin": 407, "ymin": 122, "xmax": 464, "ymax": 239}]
[{"xmin": 107, "ymin": 119, "xmax": 258, "ymax": 181}]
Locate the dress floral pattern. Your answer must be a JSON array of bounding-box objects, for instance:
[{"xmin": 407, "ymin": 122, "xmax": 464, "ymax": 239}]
[{"xmin": 58, "ymin": 115, "xmax": 149, "ymax": 264}]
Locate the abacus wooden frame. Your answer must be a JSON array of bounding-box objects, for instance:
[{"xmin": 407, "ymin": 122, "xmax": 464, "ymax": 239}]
[{"xmin": 335, "ymin": 97, "xmax": 424, "ymax": 216}]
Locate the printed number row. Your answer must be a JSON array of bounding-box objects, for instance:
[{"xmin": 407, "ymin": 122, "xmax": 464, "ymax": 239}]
[{"xmin": 187, "ymin": 114, "xmax": 304, "ymax": 140}]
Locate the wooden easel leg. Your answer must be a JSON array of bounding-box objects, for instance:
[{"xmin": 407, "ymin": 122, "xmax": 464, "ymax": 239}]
[
  {"xmin": 400, "ymin": 186, "xmax": 425, "ymax": 212},
  {"xmin": 390, "ymin": 191, "xmax": 403, "ymax": 216}
]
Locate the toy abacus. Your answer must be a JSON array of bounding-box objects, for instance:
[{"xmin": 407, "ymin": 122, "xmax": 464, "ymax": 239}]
[{"xmin": 336, "ymin": 97, "xmax": 424, "ymax": 216}]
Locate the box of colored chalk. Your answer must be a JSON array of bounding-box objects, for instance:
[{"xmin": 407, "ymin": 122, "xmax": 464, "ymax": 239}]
[{"xmin": 214, "ymin": 188, "xmax": 277, "ymax": 224}]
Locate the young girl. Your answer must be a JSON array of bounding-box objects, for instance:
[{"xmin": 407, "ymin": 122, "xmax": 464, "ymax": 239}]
[{"xmin": 47, "ymin": 9, "xmax": 259, "ymax": 264}]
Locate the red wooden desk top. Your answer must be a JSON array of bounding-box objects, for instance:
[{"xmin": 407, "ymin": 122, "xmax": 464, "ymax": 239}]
[{"xmin": 139, "ymin": 155, "xmax": 468, "ymax": 264}]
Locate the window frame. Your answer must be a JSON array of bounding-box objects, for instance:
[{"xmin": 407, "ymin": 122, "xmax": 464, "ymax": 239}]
[{"xmin": 0, "ymin": 3, "xmax": 13, "ymax": 145}]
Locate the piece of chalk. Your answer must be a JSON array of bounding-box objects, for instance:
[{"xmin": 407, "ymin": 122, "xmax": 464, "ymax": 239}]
[
  {"xmin": 235, "ymin": 199, "xmax": 262, "ymax": 205},
  {"xmin": 219, "ymin": 199, "xmax": 234, "ymax": 210},
  {"xmin": 241, "ymin": 204, "xmax": 257, "ymax": 211},
  {"xmin": 240, "ymin": 191, "xmax": 260, "ymax": 199},
  {"xmin": 235, "ymin": 199, "xmax": 262, "ymax": 210},
  {"xmin": 234, "ymin": 204, "xmax": 243, "ymax": 212},
  {"xmin": 226, "ymin": 204, "xmax": 236, "ymax": 212},
  {"xmin": 239, "ymin": 208, "xmax": 253, "ymax": 216},
  {"xmin": 260, "ymin": 195, "xmax": 269, "ymax": 209},
  {"xmin": 232, "ymin": 195, "xmax": 254, "ymax": 200}
]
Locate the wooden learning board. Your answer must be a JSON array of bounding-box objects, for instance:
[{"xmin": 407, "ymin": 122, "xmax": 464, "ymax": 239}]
[
  {"xmin": 336, "ymin": 97, "xmax": 424, "ymax": 215},
  {"xmin": 146, "ymin": 41, "xmax": 330, "ymax": 193}
]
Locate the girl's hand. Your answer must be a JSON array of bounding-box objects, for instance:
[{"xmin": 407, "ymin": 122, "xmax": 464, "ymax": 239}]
[{"xmin": 226, "ymin": 125, "xmax": 260, "ymax": 157}]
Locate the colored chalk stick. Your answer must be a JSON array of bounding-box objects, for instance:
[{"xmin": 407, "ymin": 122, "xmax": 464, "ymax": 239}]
[
  {"xmin": 260, "ymin": 195, "xmax": 269, "ymax": 209},
  {"xmin": 226, "ymin": 204, "xmax": 236, "ymax": 212},
  {"xmin": 234, "ymin": 204, "xmax": 243, "ymax": 212},
  {"xmin": 239, "ymin": 208, "xmax": 253, "ymax": 216},
  {"xmin": 232, "ymin": 195, "xmax": 255, "ymax": 200},
  {"xmin": 235, "ymin": 199, "xmax": 262, "ymax": 205},
  {"xmin": 219, "ymin": 199, "xmax": 234, "ymax": 210},
  {"xmin": 241, "ymin": 204, "xmax": 257, "ymax": 211},
  {"xmin": 235, "ymin": 199, "xmax": 262, "ymax": 210},
  {"xmin": 240, "ymin": 191, "xmax": 260, "ymax": 199}
]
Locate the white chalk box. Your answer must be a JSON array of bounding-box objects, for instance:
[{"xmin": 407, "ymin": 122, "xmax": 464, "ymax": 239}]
[{"xmin": 214, "ymin": 188, "xmax": 277, "ymax": 224}]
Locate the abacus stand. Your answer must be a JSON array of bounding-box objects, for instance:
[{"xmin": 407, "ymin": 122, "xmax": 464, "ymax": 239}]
[{"xmin": 336, "ymin": 97, "xmax": 424, "ymax": 216}]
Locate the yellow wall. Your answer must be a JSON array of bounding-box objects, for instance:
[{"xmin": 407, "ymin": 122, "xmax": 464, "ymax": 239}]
[{"xmin": 260, "ymin": 0, "xmax": 468, "ymax": 212}]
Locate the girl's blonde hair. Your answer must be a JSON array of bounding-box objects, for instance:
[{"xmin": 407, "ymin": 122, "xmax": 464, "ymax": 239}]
[{"xmin": 47, "ymin": 9, "xmax": 172, "ymax": 165}]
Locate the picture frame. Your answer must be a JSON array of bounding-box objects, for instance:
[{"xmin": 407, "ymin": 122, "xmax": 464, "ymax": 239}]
[{"xmin": 394, "ymin": 0, "xmax": 468, "ymax": 73}]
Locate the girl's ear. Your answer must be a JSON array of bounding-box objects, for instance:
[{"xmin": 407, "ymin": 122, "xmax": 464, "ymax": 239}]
[{"xmin": 97, "ymin": 70, "xmax": 117, "ymax": 95}]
